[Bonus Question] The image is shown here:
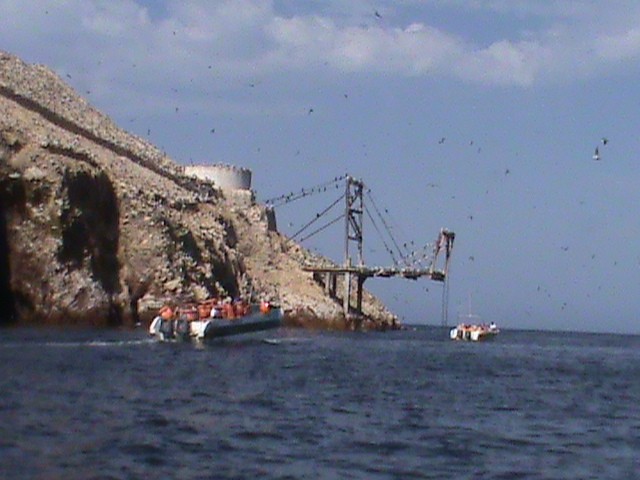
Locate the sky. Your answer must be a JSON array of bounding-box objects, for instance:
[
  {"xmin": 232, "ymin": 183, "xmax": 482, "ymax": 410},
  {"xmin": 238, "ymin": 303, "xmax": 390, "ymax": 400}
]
[{"xmin": 2, "ymin": 0, "xmax": 640, "ymax": 333}]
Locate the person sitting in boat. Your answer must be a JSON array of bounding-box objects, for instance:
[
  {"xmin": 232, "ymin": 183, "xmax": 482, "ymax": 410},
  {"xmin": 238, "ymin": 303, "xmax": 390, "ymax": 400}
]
[
  {"xmin": 178, "ymin": 304, "xmax": 198, "ymax": 322},
  {"xmin": 150, "ymin": 304, "xmax": 176, "ymax": 337},
  {"xmin": 222, "ymin": 297, "xmax": 236, "ymax": 319},
  {"xmin": 234, "ymin": 297, "xmax": 249, "ymax": 317},
  {"xmin": 198, "ymin": 300, "xmax": 213, "ymax": 320},
  {"xmin": 167, "ymin": 304, "xmax": 193, "ymax": 338},
  {"xmin": 260, "ymin": 300, "xmax": 271, "ymax": 314},
  {"xmin": 211, "ymin": 301, "xmax": 223, "ymax": 319},
  {"xmin": 162, "ymin": 305, "xmax": 175, "ymax": 319}
]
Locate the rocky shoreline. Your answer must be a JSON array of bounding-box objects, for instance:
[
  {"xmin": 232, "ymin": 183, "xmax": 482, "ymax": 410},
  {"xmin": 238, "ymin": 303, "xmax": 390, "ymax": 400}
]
[{"xmin": 0, "ymin": 50, "xmax": 399, "ymax": 331}]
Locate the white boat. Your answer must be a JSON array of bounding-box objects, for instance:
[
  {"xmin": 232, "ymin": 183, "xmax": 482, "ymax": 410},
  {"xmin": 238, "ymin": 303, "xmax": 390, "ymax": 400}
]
[
  {"xmin": 149, "ymin": 302, "xmax": 283, "ymax": 342},
  {"xmin": 450, "ymin": 322, "xmax": 499, "ymax": 341},
  {"xmin": 449, "ymin": 294, "xmax": 499, "ymax": 341}
]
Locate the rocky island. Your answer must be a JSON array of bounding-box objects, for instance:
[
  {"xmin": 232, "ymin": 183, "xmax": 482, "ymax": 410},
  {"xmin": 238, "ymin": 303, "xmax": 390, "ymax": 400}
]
[{"xmin": 0, "ymin": 50, "xmax": 400, "ymax": 330}]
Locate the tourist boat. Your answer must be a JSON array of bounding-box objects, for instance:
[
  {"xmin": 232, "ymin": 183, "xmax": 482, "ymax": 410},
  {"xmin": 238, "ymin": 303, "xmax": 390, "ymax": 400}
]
[
  {"xmin": 449, "ymin": 322, "xmax": 499, "ymax": 341},
  {"xmin": 449, "ymin": 293, "xmax": 499, "ymax": 341},
  {"xmin": 149, "ymin": 301, "xmax": 283, "ymax": 342}
]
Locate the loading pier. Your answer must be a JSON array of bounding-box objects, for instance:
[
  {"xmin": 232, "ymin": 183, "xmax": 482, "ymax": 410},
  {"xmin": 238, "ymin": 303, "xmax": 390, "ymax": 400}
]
[{"xmin": 266, "ymin": 175, "xmax": 455, "ymax": 316}]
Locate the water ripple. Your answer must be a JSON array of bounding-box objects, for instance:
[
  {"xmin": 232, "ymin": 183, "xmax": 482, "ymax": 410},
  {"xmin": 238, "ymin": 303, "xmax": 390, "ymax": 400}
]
[{"xmin": 1, "ymin": 327, "xmax": 640, "ymax": 479}]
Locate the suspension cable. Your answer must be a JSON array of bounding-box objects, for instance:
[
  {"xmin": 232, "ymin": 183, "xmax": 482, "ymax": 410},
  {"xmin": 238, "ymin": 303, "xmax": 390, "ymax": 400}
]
[
  {"xmin": 264, "ymin": 174, "xmax": 348, "ymax": 207},
  {"xmin": 298, "ymin": 214, "xmax": 345, "ymax": 243},
  {"xmin": 365, "ymin": 190, "xmax": 410, "ymax": 266},
  {"xmin": 364, "ymin": 204, "xmax": 399, "ymax": 265},
  {"xmin": 364, "ymin": 189, "xmax": 436, "ymax": 267},
  {"xmin": 441, "ymin": 275, "xmax": 450, "ymax": 327},
  {"xmin": 291, "ymin": 193, "xmax": 345, "ymax": 240},
  {"xmin": 267, "ymin": 174, "xmax": 441, "ymax": 273}
]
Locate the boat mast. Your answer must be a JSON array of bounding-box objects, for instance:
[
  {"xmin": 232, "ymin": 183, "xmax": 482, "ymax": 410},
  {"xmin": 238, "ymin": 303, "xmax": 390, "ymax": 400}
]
[{"xmin": 460, "ymin": 293, "xmax": 480, "ymax": 323}]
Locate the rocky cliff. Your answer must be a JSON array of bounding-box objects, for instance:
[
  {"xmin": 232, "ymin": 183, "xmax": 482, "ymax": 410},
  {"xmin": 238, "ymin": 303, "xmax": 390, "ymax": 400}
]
[{"xmin": 0, "ymin": 51, "xmax": 397, "ymax": 329}]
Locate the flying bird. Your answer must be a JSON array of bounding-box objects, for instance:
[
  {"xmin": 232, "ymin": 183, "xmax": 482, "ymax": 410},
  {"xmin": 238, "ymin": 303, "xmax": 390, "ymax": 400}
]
[
  {"xmin": 438, "ymin": 137, "xmax": 446, "ymax": 144},
  {"xmin": 374, "ymin": 10, "xmax": 382, "ymax": 18},
  {"xmin": 601, "ymin": 137, "xmax": 608, "ymax": 145},
  {"xmin": 593, "ymin": 147, "xmax": 600, "ymax": 161}
]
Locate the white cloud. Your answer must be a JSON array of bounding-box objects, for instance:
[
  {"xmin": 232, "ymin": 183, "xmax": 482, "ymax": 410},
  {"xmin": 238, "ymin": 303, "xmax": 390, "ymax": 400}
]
[
  {"xmin": 454, "ymin": 39, "xmax": 550, "ymax": 87},
  {"xmin": 595, "ymin": 27, "xmax": 640, "ymax": 61},
  {"xmin": 81, "ymin": 2, "xmax": 151, "ymax": 37},
  {"xmin": 265, "ymin": 16, "xmax": 463, "ymax": 75},
  {"xmin": 1, "ymin": 0, "xmax": 640, "ymax": 95}
]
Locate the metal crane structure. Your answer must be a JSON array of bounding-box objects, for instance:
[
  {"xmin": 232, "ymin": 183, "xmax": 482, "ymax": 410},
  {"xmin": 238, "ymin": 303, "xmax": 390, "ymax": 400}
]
[{"xmin": 264, "ymin": 175, "xmax": 455, "ymax": 316}]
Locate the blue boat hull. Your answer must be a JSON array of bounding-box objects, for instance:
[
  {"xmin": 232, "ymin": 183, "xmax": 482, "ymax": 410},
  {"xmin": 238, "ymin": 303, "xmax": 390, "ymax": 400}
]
[
  {"xmin": 149, "ymin": 307, "xmax": 283, "ymax": 342},
  {"xmin": 203, "ymin": 308, "xmax": 283, "ymax": 339}
]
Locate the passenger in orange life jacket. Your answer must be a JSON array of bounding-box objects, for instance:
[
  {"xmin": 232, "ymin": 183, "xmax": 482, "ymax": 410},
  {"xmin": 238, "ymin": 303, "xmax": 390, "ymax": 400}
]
[
  {"xmin": 260, "ymin": 300, "xmax": 271, "ymax": 314},
  {"xmin": 159, "ymin": 305, "xmax": 174, "ymax": 321}
]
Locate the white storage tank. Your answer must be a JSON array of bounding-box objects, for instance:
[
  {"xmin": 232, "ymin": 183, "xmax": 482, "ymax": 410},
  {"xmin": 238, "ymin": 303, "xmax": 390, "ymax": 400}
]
[{"xmin": 185, "ymin": 164, "xmax": 252, "ymax": 191}]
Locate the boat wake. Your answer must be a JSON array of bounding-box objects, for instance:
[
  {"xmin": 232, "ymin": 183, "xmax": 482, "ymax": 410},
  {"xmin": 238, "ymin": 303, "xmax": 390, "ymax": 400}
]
[
  {"xmin": 262, "ymin": 337, "xmax": 311, "ymax": 345},
  {"xmin": 0, "ymin": 338, "xmax": 156, "ymax": 349}
]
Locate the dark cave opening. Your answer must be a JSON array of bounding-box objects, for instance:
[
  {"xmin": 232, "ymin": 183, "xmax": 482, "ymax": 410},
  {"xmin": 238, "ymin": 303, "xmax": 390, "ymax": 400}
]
[
  {"xmin": 0, "ymin": 171, "xmax": 26, "ymax": 325},
  {"xmin": 0, "ymin": 196, "xmax": 16, "ymax": 325},
  {"xmin": 58, "ymin": 170, "xmax": 120, "ymax": 295}
]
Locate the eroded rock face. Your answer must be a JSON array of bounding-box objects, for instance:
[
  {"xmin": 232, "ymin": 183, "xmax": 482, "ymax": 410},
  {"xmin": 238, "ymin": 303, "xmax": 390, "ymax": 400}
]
[{"xmin": 0, "ymin": 50, "xmax": 397, "ymax": 329}]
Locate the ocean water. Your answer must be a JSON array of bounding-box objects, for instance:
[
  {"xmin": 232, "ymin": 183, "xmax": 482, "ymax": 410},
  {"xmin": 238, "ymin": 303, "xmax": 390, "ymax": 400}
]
[{"xmin": 1, "ymin": 325, "xmax": 639, "ymax": 479}]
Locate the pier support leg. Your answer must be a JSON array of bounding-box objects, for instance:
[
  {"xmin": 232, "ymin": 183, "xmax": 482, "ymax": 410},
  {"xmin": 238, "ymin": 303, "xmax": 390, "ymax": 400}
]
[
  {"xmin": 343, "ymin": 272, "xmax": 351, "ymax": 315},
  {"xmin": 325, "ymin": 272, "xmax": 337, "ymax": 298},
  {"xmin": 356, "ymin": 275, "xmax": 364, "ymax": 313}
]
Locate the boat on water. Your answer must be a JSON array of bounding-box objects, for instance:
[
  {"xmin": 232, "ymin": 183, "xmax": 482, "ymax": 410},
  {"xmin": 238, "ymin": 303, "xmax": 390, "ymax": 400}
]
[
  {"xmin": 449, "ymin": 294, "xmax": 499, "ymax": 341},
  {"xmin": 450, "ymin": 322, "xmax": 499, "ymax": 341},
  {"xmin": 149, "ymin": 300, "xmax": 283, "ymax": 342}
]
